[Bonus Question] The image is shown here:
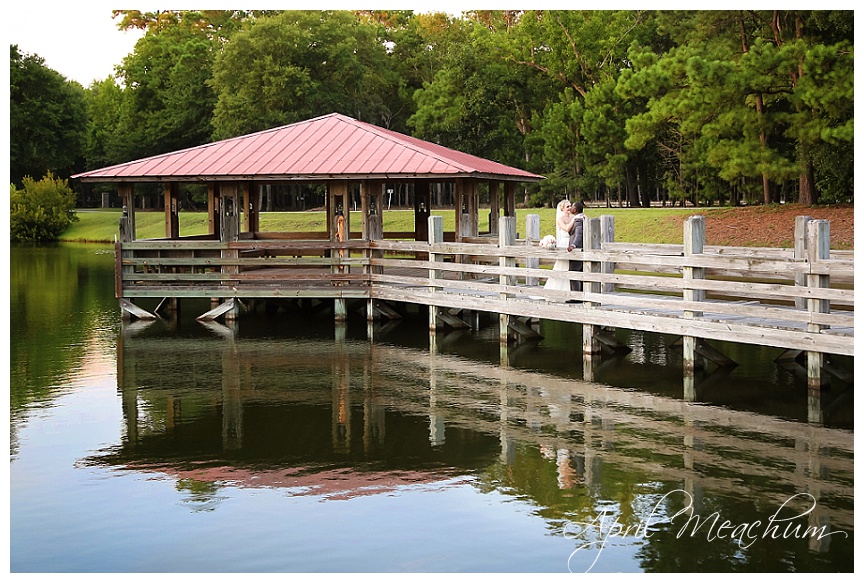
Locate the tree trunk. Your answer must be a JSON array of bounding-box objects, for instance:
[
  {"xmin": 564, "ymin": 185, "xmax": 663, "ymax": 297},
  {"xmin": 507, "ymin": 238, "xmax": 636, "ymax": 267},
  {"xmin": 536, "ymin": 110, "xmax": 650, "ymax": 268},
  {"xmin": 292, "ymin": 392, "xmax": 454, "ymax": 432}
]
[
  {"xmin": 799, "ymin": 159, "xmax": 817, "ymax": 206},
  {"xmin": 625, "ymin": 163, "xmax": 640, "ymax": 207}
]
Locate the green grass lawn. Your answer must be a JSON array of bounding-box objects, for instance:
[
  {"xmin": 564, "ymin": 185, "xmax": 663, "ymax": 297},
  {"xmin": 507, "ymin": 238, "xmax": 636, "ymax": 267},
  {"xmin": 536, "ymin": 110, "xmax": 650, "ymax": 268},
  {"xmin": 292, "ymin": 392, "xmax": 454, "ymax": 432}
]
[{"xmin": 62, "ymin": 207, "xmax": 700, "ymax": 245}]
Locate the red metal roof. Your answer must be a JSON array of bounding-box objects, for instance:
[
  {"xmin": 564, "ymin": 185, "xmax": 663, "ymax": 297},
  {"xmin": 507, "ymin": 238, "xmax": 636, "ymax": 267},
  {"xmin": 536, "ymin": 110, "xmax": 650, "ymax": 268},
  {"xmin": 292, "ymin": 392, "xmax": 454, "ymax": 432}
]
[{"xmin": 73, "ymin": 113, "xmax": 544, "ymax": 183}]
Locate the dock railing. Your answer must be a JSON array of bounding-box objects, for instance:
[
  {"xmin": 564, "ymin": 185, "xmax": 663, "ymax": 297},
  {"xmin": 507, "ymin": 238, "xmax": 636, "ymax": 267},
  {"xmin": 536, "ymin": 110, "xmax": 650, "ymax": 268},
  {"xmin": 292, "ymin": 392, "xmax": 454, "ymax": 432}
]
[{"xmin": 116, "ymin": 214, "xmax": 854, "ymax": 363}]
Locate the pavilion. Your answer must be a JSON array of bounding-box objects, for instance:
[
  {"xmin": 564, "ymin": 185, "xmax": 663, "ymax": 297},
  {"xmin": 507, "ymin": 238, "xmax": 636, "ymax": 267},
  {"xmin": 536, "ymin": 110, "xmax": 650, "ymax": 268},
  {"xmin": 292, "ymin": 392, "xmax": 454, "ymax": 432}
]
[{"xmin": 73, "ymin": 112, "xmax": 544, "ymax": 244}]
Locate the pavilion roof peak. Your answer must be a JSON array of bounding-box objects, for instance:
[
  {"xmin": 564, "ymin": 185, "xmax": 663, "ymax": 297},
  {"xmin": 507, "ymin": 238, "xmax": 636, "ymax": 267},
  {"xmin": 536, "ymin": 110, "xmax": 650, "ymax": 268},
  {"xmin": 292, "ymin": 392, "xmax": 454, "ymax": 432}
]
[{"xmin": 73, "ymin": 113, "xmax": 544, "ymax": 183}]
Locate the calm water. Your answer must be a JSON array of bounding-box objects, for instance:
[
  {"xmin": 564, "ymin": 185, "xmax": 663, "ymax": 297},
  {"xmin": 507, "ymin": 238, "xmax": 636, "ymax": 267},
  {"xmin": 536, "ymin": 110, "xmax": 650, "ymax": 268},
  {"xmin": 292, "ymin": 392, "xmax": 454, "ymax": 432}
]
[{"xmin": 9, "ymin": 243, "xmax": 854, "ymax": 572}]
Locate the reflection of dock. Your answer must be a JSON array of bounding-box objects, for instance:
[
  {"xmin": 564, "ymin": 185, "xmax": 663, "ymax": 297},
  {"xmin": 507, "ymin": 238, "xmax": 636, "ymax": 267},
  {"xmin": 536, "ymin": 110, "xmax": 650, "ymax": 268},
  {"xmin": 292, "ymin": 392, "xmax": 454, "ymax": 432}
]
[{"xmin": 111, "ymin": 327, "xmax": 853, "ymax": 534}]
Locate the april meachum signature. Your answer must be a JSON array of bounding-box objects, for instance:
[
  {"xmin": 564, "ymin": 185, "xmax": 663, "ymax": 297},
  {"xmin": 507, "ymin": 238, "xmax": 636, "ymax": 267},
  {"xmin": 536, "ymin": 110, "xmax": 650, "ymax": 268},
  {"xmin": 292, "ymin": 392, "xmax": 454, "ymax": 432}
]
[{"xmin": 564, "ymin": 490, "xmax": 848, "ymax": 572}]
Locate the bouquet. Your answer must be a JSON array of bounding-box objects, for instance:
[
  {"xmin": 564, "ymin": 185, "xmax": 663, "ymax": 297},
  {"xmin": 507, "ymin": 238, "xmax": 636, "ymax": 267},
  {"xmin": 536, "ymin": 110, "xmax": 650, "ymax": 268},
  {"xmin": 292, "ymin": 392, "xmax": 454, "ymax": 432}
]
[{"xmin": 538, "ymin": 234, "xmax": 557, "ymax": 249}]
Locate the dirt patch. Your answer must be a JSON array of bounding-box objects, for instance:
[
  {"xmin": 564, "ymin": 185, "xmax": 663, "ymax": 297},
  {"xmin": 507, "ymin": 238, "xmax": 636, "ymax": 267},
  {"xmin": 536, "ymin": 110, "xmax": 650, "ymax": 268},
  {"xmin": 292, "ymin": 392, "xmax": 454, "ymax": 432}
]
[{"xmin": 670, "ymin": 204, "xmax": 854, "ymax": 250}]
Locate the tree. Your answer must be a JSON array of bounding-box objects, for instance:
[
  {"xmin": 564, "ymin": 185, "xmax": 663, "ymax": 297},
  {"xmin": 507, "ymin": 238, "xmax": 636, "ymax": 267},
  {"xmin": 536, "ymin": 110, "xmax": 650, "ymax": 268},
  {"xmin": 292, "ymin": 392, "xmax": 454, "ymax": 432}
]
[
  {"xmin": 10, "ymin": 173, "xmax": 79, "ymax": 242},
  {"xmin": 9, "ymin": 46, "xmax": 88, "ymax": 186},
  {"xmin": 83, "ymin": 77, "xmax": 125, "ymax": 170},
  {"xmin": 620, "ymin": 10, "xmax": 853, "ymax": 207},
  {"xmin": 111, "ymin": 11, "xmax": 223, "ymax": 160},
  {"xmin": 210, "ymin": 10, "xmax": 398, "ymax": 139}
]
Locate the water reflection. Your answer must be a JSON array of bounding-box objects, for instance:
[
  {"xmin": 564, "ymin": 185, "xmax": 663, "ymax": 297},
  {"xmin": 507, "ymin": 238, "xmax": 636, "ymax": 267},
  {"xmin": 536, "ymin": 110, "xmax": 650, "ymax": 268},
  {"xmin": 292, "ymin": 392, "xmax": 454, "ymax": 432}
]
[
  {"xmin": 9, "ymin": 244, "xmax": 853, "ymax": 572},
  {"xmin": 81, "ymin": 317, "xmax": 854, "ymax": 571}
]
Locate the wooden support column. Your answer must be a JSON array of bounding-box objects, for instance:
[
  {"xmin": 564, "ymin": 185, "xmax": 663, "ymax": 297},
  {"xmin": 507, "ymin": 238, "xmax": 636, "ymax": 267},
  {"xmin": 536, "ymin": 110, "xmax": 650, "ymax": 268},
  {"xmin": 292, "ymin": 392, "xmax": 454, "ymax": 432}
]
[
  {"xmin": 207, "ymin": 183, "xmax": 220, "ymax": 238},
  {"xmin": 361, "ymin": 180, "xmax": 379, "ymax": 322},
  {"xmin": 466, "ymin": 179, "xmax": 479, "ymax": 238},
  {"xmin": 163, "ymin": 181, "xmax": 179, "ymax": 239},
  {"xmin": 117, "ymin": 184, "xmax": 136, "ymax": 320},
  {"xmin": 489, "ymin": 181, "xmax": 500, "ymax": 235},
  {"xmin": 582, "ymin": 217, "xmax": 602, "ymax": 354},
  {"xmin": 414, "ymin": 179, "xmax": 431, "ymax": 242},
  {"xmin": 682, "ymin": 216, "xmax": 706, "ymax": 373},
  {"xmin": 219, "ymin": 183, "xmax": 240, "ymax": 243},
  {"xmin": 219, "ymin": 183, "xmax": 241, "ymax": 321},
  {"xmin": 243, "ymin": 181, "xmax": 259, "ymax": 234},
  {"xmin": 794, "ymin": 215, "xmax": 813, "ymax": 309},
  {"xmin": 503, "ymin": 182, "xmax": 517, "ymax": 218},
  {"xmin": 119, "ymin": 183, "xmax": 136, "ymax": 240},
  {"xmin": 330, "ymin": 181, "xmax": 349, "ymax": 322},
  {"xmin": 428, "ymin": 215, "xmax": 444, "ymax": 331},
  {"xmin": 525, "ymin": 214, "xmax": 540, "ymax": 286},
  {"xmin": 454, "ymin": 178, "xmax": 473, "ymax": 241},
  {"xmin": 499, "ymin": 216, "xmax": 516, "ymax": 345},
  {"xmin": 600, "ymin": 215, "xmax": 616, "ymax": 292},
  {"xmin": 806, "ymin": 220, "xmax": 831, "ymax": 391},
  {"xmin": 360, "ymin": 180, "xmax": 371, "ymax": 239}
]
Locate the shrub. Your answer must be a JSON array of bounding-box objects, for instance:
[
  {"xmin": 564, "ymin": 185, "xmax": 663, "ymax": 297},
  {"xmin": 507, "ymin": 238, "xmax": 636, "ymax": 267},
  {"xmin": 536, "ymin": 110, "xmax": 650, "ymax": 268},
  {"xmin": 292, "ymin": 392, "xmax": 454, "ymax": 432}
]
[{"xmin": 10, "ymin": 172, "xmax": 79, "ymax": 241}]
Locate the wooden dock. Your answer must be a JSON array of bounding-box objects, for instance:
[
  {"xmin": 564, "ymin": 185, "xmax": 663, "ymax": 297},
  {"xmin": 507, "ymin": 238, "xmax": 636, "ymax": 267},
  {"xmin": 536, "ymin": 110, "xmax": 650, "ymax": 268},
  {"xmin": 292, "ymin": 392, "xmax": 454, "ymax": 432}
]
[{"xmin": 115, "ymin": 214, "xmax": 853, "ymax": 390}]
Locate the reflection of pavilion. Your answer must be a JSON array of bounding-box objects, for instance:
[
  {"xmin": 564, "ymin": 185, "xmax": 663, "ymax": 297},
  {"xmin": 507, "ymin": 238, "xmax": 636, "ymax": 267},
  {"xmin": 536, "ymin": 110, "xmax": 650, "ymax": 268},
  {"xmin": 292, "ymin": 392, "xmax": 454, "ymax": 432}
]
[{"xmin": 103, "ymin": 320, "xmax": 853, "ymax": 546}]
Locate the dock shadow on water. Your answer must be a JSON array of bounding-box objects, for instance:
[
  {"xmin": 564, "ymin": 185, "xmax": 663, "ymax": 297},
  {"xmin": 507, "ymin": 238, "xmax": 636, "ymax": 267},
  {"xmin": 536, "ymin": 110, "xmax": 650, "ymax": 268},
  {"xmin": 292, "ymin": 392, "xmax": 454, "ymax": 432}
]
[{"xmin": 9, "ymin": 245, "xmax": 853, "ymax": 572}]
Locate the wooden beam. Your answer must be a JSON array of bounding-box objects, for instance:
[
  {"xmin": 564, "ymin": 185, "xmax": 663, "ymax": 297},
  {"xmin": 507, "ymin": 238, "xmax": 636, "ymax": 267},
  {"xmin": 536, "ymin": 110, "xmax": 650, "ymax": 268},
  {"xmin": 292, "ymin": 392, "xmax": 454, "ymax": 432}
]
[
  {"xmin": 243, "ymin": 181, "xmax": 259, "ymax": 233},
  {"xmin": 163, "ymin": 181, "xmax": 179, "ymax": 239},
  {"xmin": 120, "ymin": 298, "xmax": 157, "ymax": 320},
  {"xmin": 489, "ymin": 181, "xmax": 500, "ymax": 235},
  {"xmin": 504, "ymin": 182, "xmax": 517, "ymax": 217},
  {"xmin": 207, "ymin": 183, "xmax": 220, "ymax": 237},
  {"xmin": 197, "ymin": 298, "xmax": 236, "ymax": 321},
  {"xmin": 414, "ymin": 179, "xmax": 431, "ymax": 242}
]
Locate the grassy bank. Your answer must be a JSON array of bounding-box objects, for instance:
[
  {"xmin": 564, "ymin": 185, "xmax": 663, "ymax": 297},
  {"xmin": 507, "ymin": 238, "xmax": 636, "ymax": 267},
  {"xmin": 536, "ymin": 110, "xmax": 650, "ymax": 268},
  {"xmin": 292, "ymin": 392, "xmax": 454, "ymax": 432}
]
[{"xmin": 61, "ymin": 207, "xmax": 699, "ymax": 245}]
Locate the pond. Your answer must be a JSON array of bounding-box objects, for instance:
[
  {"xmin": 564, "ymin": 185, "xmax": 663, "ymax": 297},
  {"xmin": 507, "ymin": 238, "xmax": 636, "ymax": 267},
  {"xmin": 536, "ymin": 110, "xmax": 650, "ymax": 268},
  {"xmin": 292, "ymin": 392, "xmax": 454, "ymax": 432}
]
[{"xmin": 9, "ymin": 243, "xmax": 854, "ymax": 572}]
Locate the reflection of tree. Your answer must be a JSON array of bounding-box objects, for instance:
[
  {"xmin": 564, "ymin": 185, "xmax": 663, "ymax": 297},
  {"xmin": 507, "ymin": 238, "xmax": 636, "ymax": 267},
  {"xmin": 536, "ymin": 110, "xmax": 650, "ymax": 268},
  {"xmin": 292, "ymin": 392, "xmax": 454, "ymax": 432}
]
[
  {"xmin": 175, "ymin": 478, "xmax": 227, "ymax": 513},
  {"xmin": 9, "ymin": 244, "xmax": 117, "ymax": 414}
]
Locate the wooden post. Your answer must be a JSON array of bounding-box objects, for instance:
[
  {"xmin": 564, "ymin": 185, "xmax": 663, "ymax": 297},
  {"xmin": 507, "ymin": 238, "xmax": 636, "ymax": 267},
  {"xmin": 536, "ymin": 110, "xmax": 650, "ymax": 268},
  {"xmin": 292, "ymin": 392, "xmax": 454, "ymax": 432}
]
[
  {"xmin": 466, "ymin": 179, "xmax": 479, "ymax": 238},
  {"xmin": 243, "ymin": 181, "xmax": 259, "ymax": 234},
  {"xmin": 163, "ymin": 181, "xmax": 179, "ymax": 239},
  {"xmin": 329, "ymin": 181, "xmax": 349, "ymax": 321},
  {"xmin": 489, "ymin": 181, "xmax": 500, "ymax": 235},
  {"xmin": 683, "ymin": 215, "xmax": 706, "ymax": 373},
  {"xmin": 428, "ymin": 215, "xmax": 444, "ymax": 331},
  {"xmin": 454, "ymin": 179, "xmax": 465, "ymax": 242},
  {"xmin": 117, "ymin": 184, "xmax": 136, "ymax": 319},
  {"xmin": 414, "ymin": 179, "xmax": 431, "ymax": 242},
  {"xmin": 219, "ymin": 183, "xmax": 240, "ymax": 243},
  {"xmin": 794, "ymin": 215, "xmax": 813, "ymax": 309},
  {"xmin": 582, "ymin": 217, "xmax": 602, "ymax": 354},
  {"xmin": 525, "ymin": 214, "xmax": 540, "ymax": 286},
  {"xmin": 119, "ymin": 184, "xmax": 136, "ymax": 240},
  {"xmin": 207, "ymin": 183, "xmax": 220, "ymax": 238},
  {"xmin": 361, "ymin": 180, "xmax": 378, "ymax": 321},
  {"xmin": 499, "ymin": 216, "xmax": 516, "ymax": 344},
  {"xmin": 503, "ymin": 182, "xmax": 516, "ymax": 218},
  {"xmin": 600, "ymin": 215, "xmax": 615, "ymax": 292},
  {"xmin": 806, "ymin": 219, "xmax": 830, "ymax": 390}
]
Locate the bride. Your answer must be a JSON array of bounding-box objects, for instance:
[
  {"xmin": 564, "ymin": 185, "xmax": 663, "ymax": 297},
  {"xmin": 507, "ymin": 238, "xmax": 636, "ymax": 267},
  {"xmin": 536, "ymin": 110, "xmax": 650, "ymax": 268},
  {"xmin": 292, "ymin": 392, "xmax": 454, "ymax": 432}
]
[{"xmin": 544, "ymin": 199, "xmax": 577, "ymax": 292}]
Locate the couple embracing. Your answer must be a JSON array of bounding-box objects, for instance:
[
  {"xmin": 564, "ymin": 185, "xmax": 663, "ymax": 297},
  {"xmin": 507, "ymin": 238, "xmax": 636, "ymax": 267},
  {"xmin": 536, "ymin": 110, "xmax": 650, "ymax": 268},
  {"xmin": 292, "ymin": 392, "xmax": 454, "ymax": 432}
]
[{"xmin": 544, "ymin": 199, "xmax": 586, "ymax": 293}]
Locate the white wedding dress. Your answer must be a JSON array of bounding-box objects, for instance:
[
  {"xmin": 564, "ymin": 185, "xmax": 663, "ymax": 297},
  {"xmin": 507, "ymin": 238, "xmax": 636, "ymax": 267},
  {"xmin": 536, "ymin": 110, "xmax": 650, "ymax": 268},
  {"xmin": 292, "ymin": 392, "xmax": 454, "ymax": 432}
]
[{"xmin": 544, "ymin": 227, "xmax": 571, "ymax": 291}]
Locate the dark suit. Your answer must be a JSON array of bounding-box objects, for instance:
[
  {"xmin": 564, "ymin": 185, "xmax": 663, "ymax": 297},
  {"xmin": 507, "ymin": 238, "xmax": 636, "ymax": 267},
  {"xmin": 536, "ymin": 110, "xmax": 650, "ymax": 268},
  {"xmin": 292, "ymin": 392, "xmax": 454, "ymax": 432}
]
[{"xmin": 568, "ymin": 214, "xmax": 584, "ymax": 292}]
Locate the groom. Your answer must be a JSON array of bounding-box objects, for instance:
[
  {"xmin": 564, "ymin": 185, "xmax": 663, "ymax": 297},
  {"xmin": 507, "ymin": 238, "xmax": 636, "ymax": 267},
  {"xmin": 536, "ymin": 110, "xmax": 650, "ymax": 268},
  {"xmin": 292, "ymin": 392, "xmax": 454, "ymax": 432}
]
[{"xmin": 567, "ymin": 201, "xmax": 585, "ymax": 292}]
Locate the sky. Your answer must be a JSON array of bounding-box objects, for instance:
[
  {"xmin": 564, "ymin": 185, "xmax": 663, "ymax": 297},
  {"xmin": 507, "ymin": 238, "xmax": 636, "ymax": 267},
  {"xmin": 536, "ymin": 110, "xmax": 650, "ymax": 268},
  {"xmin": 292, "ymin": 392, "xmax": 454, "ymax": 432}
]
[{"xmin": 8, "ymin": 4, "xmax": 144, "ymax": 86}]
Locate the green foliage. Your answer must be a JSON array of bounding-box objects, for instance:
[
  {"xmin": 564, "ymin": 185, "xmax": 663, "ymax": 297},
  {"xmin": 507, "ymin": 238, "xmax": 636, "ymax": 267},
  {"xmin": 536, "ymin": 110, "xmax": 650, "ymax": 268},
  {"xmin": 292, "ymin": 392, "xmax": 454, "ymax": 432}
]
[
  {"xmin": 54, "ymin": 9, "xmax": 853, "ymax": 209},
  {"xmin": 210, "ymin": 10, "xmax": 399, "ymax": 139},
  {"xmin": 10, "ymin": 173, "xmax": 80, "ymax": 242},
  {"xmin": 112, "ymin": 12, "xmax": 220, "ymax": 160},
  {"xmin": 9, "ymin": 45, "xmax": 88, "ymax": 186}
]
